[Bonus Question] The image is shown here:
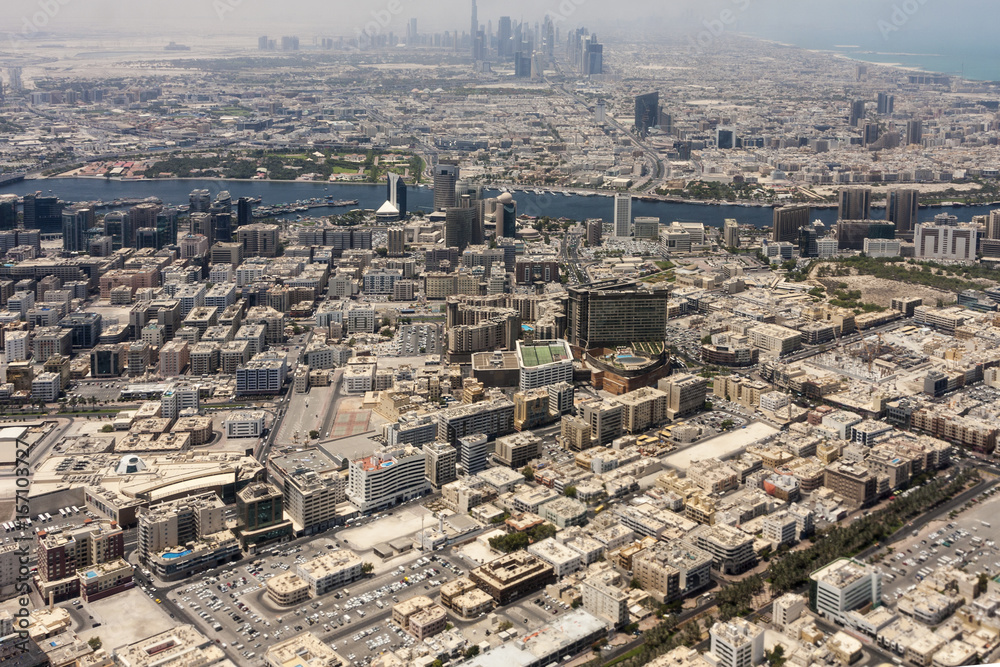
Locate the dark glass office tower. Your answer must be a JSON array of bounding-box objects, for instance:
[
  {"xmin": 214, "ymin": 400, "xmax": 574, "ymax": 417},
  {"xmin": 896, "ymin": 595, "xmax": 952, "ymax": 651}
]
[
  {"xmin": 157, "ymin": 209, "xmax": 178, "ymax": 248},
  {"xmin": 887, "ymin": 189, "xmax": 918, "ymax": 235},
  {"xmin": 634, "ymin": 92, "xmax": 659, "ymax": 136},
  {"xmin": 236, "ymin": 197, "xmax": 254, "ymax": 227},
  {"xmin": 0, "ymin": 196, "xmax": 17, "ymax": 230},
  {"xmin": 24, "ymin": 194, "xmax": 63, "ymax": 234}
]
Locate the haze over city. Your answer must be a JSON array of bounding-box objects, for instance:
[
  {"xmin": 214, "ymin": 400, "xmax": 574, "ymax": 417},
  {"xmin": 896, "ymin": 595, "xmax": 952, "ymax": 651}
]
[{"xmin": 0, "ymin": 2, "xmax": 1000, "ymax": 667}]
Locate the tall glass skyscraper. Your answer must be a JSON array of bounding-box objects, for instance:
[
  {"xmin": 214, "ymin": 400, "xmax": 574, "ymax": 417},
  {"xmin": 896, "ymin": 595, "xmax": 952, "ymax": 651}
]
[{"xmin": 634, "ymin": 92, "xmax": 659, "ymax": 136}]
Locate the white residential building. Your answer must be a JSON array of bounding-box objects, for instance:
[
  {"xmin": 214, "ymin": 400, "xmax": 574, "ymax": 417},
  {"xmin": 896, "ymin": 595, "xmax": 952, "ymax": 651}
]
[
  {"xmin": 914, "ymin": 222, "xmax": 978, "ymax": 262},
  {"xmin": 5, "ymin": 330, "xmax": 29, "ymax": 362},
  {"xmin": 581, "ymin": 570, "xmax": 629, "ymax": 628},
  {"xmin": 709, "ymin": 619, "xmax": 764, "ymax": 667},
  {"xmin": 296, "ymin": 550, "xmax": 362, "ymax": 596},
  {"xmin": 224, "ymin": 411, "xmax": 266, "ymax": 438},
  {"xmin": 347, "ymin": 445, "xmax": 430, "ymax": 513},
  {"xmin": 863, "ymin": 238, "xmax": 901, "ymax": 257},
  {"xmin": 810, "ymin": 558, "xmax": 882, "ymax": 626},
  {"xmin": 516, "ymin": 339, "xmax": 574, "ymax": 391}
]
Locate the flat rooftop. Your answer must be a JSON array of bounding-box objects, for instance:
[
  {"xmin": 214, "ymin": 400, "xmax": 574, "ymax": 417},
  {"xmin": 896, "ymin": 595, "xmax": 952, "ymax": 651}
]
[{"xmin": 518, "ymin": 341, "xmax": 570, "ymax": 368}]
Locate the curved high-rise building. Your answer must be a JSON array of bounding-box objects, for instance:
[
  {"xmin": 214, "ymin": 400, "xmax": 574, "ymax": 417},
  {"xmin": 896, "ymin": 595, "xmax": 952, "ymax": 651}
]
[{"xmin": 433, "ymin": 163, "xmax": 459, "ymax": 211}]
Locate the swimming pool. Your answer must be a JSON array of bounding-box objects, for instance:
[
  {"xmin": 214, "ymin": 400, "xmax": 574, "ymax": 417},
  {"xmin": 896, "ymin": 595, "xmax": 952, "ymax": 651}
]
[{"xmin": 616, "ymin": 356, "xmax": 645, "ymax": 364}]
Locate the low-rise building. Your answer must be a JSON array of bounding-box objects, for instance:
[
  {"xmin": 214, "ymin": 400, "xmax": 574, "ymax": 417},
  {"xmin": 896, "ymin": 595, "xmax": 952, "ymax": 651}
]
[{"xmin": 469, "ymin": 551, "xmax": 556, "ymax": 605}]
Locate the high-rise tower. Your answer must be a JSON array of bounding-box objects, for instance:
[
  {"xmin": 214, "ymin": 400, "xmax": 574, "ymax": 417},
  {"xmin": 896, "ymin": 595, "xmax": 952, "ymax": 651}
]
[{"xmin": 613, "ymin": 194, "xmax": 632, "ymax": 238}]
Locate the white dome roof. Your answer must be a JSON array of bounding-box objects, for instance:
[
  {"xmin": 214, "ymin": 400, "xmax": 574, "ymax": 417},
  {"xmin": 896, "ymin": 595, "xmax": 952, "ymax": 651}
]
[{"xmin": 115, "ymin": 455, "xmax": 148, "ymax": 474}]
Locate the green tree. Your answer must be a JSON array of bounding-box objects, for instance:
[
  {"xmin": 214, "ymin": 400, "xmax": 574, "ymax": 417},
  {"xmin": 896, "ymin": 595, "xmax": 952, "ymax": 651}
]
[
  {"xmin": 88, "ymin": 637, "xmax": 102, "ymax": 650},
  {"xmin": 361, "ymin": 562, "xmax": 375, "ymax": 574},
  {"xmin": 527, "ymin": 523, "xmax": 556, "ymax": 542},
  {"xmin": 309, "ymin": 430, "xmax": 319, "ymax": 439},
  {"xmin": 521, "ymin": 466, "xmax": 535, "ymax": 481},
  {"xmin": 765, "ymin": 645, "xmax": 786, "ymax": 667},
  {"xmin": 489, "ymin": 532, "xmax": 529, "ymax": 553},
  {"xmin": 564, "ymin": 486, "xmax": 577, "ymax": 498},
  {"xmin": 720, "ymin": 419, "xmax": 734, "ymax": 430},
  {"xmin": 465, "ymin": 645, "xmax": 480, "ymax": 658}
]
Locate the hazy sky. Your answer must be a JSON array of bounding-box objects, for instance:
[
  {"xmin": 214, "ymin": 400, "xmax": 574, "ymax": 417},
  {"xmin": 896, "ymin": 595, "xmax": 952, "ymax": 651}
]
[{"xmin": 1, "ymin": 0, "xmax": 993, "ymax": 53}]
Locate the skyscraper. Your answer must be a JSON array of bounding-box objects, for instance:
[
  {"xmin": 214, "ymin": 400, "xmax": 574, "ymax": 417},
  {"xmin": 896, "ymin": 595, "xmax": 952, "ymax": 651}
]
[
  {"xmin": 388, "ymin": 227, "xmax": 405, "ymax": 256},
  {"xmin": 236, "ymin": 197, "xmax": 254, "ymax": 227},
  {"xmin": 433, "ymin": 162, "xmax": 459, "ymax": 211},
  {"xmin": 717, "ymin": 128, "xmax": 735, "ymax": 149},
  {"xmin": 445, "ymin": 207, "xmax": 475, "ymax": 250},
  {"xmin": 582, "ymin": 35, "xmax": 602, "ymax": 76},
  {"xmin": 906, "ymin": 120, "xmax": 923, "ymax": 145},
  {"xmin": 0, "ymin": 195, "xmax": 17, "ymax": 231},
  {"xmin": 23, "ymin": 193, "xmax": 63, "ymax": 234},
  {"xmin": 189, "ymin": 189, "xmax": 211, "ymax": 213},
  {"xmin": 613, "ymin": 194, "xmax": 632, "ymax": 238},
  {"xmin": 499, "ymin": 193, "xmax": 517, "ymax": 239},
  {"xmin": 157, "ymin": 209, "xmax": 178, "ymax": 249},
  {"xmin": 862, "ymin": 122, "xmax": 880, "ymax": 146},
  {"xmin": 103, "ymin": 212, "xmax": 127, "ymax": 250},
  {"xmin": 587, "ymin": 220, "xmax": 603, "ymax": 247},
  {"xmin": 457, "ymin": 181, "xmax": 484, "ymax": 245},
  {"xmin": 849, "ymin": 100, "xmax": 866, "ymax": 127},
  {"xmin": 987, "ymin": 210, "xmax": 1000, "ymax": 240},
  {"xmin": 470, "ymin": 0, "xmax": 478, "ymax": 56},
  {"xmin": 61, "ymin": 208, "xmax": 92, "ymax": 252},
  {"xmin": 387, "ymin": 172, "xmax": 407, "ymax": 218},
  {"xmin": 567, "ymin": 283, "xmax": 670, "ymax": 349},
  {"xmin": 877, "ymin": 92, "xmax": 895, "ymax": 115},
  {"xmin": 772, "ymin": 206, "xmax": 810, "ymax": 243},
  {"xmin": 211, "ymin": 210, "xmax": 232, "ymax": 245},
  {"xmin": 887, "ymin": 189, "xmax": 919, "ymax": 235},
  {"xmin": 635, "ymin": 92, "xmax": 659, "ymax": 136},
  {"xmin": 514, "ymin": 51, "xmax": 532, "ymax": 78},
  {"xmin": 498, "ymin": 16, "xmax": 512, "ymax": 60},
  {"xmin": 723, "ymin": 218, "xmax": 739, "ymax": 248},
  {"xmin": 838, "ymin": 188, "xmax": 872, "ymax": 221}
]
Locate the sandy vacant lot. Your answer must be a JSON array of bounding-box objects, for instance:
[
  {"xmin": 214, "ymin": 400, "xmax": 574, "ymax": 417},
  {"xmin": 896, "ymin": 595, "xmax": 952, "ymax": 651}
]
[
  {"xmin": 663, "ymin": 422, "xmax": 779, "ymax": 470},
  {"xmin": 77, "ymin": 587, "xmax": 176, "ymax": 651},
  {"xmin": 817, "ymin": 274, "xmax": 956, "ymax": 308},
  {"xmin": 338, "ymin": 504, "xmax": 433, "ymax": 551}
]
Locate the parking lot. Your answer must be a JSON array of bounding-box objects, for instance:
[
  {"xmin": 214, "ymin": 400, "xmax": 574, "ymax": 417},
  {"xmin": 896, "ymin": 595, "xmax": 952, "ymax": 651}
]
[
  {"xmin": 166, "ymin": 537, "xmax": 469, "ymax": 667},
  {"xmin": 881, "ymin": 482, "xmax": 1000, "ymax": 604},
  {"xmin": 682, "ymin": 408, "xmax": 748, "ymax": 439},
  {"xmin": 70, "ymin": 378, "xmax": 124, "ymax": 403}
]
